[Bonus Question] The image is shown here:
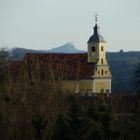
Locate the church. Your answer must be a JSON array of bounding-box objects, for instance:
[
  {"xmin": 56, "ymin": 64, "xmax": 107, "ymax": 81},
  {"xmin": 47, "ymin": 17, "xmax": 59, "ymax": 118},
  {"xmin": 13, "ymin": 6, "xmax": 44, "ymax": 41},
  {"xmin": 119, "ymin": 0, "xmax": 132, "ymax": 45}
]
[{"xmin": 11, "ymin": 17, "xmax": 112, "ymax": 96}]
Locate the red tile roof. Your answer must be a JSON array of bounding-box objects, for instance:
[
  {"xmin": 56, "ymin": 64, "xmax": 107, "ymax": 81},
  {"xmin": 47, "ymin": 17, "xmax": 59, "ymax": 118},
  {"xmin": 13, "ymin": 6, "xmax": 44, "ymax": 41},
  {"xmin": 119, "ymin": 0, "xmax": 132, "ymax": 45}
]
[{"xmin": 23, "ymin": 53, "xmax": 95, "ymax": 80}]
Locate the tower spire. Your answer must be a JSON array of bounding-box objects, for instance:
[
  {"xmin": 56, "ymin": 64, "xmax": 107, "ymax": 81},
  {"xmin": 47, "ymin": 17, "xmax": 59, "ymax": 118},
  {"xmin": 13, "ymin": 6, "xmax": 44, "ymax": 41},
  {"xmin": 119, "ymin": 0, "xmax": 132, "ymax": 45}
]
[{"xmin": 88, "ymin": 14, "xmax": 105, "ymax": 43}]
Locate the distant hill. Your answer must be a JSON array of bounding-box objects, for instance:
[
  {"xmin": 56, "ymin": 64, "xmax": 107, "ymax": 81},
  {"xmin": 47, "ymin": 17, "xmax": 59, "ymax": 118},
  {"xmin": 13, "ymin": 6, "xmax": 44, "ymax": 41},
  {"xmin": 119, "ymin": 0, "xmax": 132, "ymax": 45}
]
[
  {"xmin": 9, "ymin": 44, "xmax": 140, "ymax": 94},
  {"xmin": 49, "ymin": 42, "xmax": 85, "ymax": 53},
  {"xmin": 11, "ymin": 48, "xmax": 40, "ymax": 60},
  {"xmin": 11, "ymin": 42, "xmax": 85, "ymax": 60}
]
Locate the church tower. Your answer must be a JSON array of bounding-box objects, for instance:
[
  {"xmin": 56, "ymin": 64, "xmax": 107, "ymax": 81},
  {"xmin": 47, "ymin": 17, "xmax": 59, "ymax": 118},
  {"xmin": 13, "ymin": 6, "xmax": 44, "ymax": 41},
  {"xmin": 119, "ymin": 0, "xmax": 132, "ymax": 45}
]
[{"xmin": 87, "ymin": 15, "xmax": 112, "ymax": 94}]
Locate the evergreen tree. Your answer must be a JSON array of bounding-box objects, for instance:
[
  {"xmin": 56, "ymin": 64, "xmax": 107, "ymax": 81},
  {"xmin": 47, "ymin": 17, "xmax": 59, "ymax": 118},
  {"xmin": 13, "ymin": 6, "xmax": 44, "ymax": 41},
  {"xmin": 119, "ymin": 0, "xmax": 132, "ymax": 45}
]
[{"xmin": 135, "ymin": 62, "xmax": 140, "ymax": 94}]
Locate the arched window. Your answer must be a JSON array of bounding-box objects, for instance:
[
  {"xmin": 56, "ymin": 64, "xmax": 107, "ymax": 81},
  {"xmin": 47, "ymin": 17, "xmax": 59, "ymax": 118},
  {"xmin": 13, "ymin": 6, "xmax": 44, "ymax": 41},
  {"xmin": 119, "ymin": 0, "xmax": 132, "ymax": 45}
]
[
  {"xmin": 105, "ymin": 70, "xmax": 107, "ymax": 74},
  {"xmin": 98, "ymin": 71, "xmax": 100, "ymax": 74},
  {"xmin": 101, "ymin": 59, "xmax": 103, "ymax": 64},
  {"xmin": 101, "ymin": 46, "xmax": 104, "ymax": 51},
  {"xmin": 92, "ymin": 46, "xmax": 95, "ymax": 52}
]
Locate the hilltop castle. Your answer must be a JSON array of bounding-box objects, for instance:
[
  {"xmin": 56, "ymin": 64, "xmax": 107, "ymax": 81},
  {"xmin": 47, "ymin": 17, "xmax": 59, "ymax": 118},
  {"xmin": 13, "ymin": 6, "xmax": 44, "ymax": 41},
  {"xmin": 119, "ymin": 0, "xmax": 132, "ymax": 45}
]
[{"xmin": 11, "ymin": 18, "xmax": 112, "ymax": 96}]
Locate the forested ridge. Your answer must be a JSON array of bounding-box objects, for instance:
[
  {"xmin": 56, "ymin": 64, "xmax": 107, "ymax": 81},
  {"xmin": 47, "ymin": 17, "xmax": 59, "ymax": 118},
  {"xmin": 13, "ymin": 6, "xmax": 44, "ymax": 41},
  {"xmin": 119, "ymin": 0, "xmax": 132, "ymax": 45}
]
[{"xmin": 107, "ymin": 51, "xmax": 140, "ymax": 93}]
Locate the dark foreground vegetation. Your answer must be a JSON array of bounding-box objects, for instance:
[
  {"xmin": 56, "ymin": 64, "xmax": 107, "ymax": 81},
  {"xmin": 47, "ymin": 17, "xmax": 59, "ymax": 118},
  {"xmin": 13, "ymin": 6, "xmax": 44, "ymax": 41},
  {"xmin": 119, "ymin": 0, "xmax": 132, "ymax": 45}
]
[{"xmin": 0, "ymin": 50, "xmax": 140, "ymax": 140}]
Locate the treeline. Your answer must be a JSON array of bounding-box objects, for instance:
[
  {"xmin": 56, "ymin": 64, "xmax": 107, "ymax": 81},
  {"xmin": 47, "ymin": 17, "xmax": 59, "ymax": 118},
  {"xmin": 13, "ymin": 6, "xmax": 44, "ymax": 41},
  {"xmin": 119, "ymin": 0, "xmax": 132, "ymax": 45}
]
[
  {"xmin": 0, "ymin": 55, "xmax": 140, "ymax": 140},
  {"xmin": 107, "ymin": 51, "xmax": 140, "ymax": 93}
]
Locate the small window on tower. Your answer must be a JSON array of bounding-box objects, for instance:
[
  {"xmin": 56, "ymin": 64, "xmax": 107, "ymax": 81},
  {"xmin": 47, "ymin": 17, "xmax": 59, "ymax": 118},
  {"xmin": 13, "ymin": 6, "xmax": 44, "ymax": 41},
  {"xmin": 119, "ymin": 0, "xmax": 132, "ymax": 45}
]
[
  {"xmin": 101, "ymin": 69, "xmax": 104, "ymax": 75},
  {"xmin": 92, "ymin": 46, "xmax": 95, "ymax": 52},
  {"xmin": 101, "ymin": 59, "xmax": 103, "ymax": 64},
  {"xmin": 101, "ymin": 46, "xmax": 104, "ymax": 51},
  {"xmin": 101, "ymin": 89, "xmax": 104, "ymax": 93},
  {"xmin": 106, "ymin": 89, "xmax": 110, "ymax": 93}
]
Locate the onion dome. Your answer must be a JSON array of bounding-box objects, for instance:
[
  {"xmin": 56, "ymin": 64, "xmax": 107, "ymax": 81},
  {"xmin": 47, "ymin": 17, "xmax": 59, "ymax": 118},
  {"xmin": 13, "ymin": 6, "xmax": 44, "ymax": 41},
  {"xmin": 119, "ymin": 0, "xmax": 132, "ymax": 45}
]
[{"xmin": 88, "ymin": 23, "xmax": 105, "ymax": 43}]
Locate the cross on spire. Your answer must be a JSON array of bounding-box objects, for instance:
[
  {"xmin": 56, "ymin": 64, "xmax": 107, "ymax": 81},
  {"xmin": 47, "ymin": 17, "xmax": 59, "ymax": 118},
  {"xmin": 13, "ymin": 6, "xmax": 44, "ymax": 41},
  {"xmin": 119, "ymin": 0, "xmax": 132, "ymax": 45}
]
[{"xmin": 95, "ymin": 14, "xmax": 98, "ymax": 23}]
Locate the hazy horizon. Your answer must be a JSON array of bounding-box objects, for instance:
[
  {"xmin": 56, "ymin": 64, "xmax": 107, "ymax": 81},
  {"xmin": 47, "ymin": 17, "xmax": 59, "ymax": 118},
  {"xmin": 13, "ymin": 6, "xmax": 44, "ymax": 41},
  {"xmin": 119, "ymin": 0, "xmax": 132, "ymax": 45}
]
[{"xmin": 1, "ymin": 0, "xmax": 140, "ymax": 51}]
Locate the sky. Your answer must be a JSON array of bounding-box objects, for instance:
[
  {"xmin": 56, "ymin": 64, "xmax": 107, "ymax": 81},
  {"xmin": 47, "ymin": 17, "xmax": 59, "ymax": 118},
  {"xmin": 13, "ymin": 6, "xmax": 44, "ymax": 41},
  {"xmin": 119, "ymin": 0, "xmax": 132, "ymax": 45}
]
[{"xmin": 0, "ymin": 0, "xmax": 140, "ymax": 51}]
